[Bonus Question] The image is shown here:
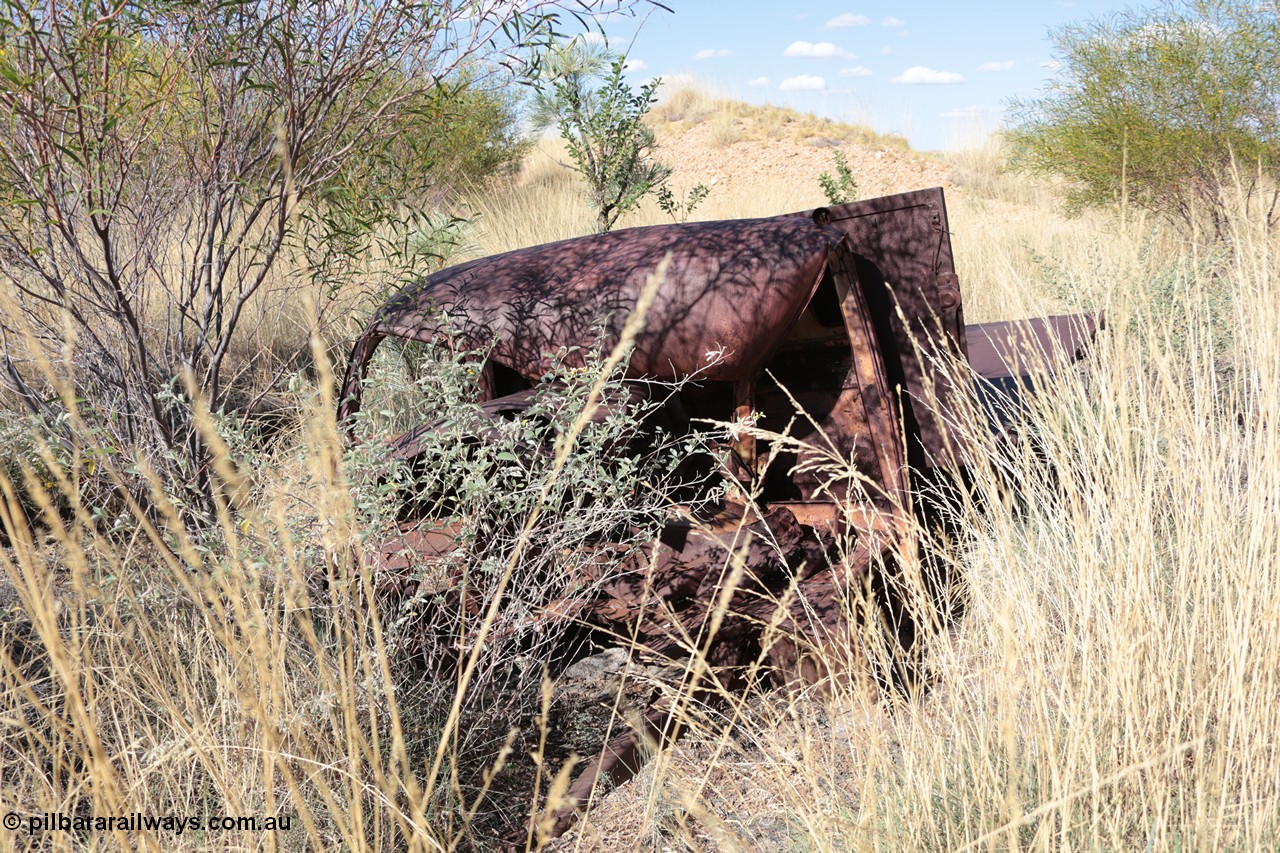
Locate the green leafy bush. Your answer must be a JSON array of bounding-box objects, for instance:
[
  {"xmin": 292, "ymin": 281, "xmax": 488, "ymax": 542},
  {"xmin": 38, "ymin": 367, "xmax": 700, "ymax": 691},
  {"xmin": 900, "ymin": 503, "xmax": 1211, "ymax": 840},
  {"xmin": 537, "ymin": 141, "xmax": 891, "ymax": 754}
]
[
  {"xmin": 657, "ymin": 182, "xmax": 711, "ymax": 222},
  {"xmin": 532, "ymin": 42, "xmax": 672, "ymax": 232},
  {"xmin": 1007, "ymin": 0, "xmax": 1280, "ymax": 240},
  {"xmin": 345, "ymin": 331, "xmax": 716, "ymax": 713},
  {"xmin": 0, "ymin": 0, "xmax": 567, "ymax": 527},
  {"xmin": 818, "ymin": 149, "xmax": 858, "ymax": 206}
]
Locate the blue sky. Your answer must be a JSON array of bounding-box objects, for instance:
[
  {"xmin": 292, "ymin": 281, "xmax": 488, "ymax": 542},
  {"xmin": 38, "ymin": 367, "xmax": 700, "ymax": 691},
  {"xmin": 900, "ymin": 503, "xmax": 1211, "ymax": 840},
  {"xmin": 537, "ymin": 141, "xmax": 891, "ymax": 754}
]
[{"xmin": 586, "ymin": 0, "xmax": 1131, "ymax": 151}]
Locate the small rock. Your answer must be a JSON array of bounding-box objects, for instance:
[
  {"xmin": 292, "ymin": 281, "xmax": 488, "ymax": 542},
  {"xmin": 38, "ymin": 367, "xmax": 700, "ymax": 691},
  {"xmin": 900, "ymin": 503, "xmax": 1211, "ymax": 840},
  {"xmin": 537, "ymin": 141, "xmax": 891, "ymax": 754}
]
[{"xmin": 557, "ymin": 646, "xmax": 630, "ymax": 703}]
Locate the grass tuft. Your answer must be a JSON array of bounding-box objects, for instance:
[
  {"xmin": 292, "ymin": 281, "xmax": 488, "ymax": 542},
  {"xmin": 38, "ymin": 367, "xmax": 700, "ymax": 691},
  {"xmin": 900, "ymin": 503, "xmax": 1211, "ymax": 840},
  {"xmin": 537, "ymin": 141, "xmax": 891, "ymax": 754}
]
[{"xmin": 3, "ymin": 110, "xmax": 1277, "ymax": 851}]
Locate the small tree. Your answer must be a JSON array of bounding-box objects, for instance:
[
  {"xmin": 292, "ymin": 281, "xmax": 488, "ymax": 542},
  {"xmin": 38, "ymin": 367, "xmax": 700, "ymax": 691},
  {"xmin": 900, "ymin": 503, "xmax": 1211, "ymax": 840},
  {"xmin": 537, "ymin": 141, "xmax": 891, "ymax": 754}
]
[
  {"xmin": 656, "ymin": 182, "xmax": 711, "ymax": 222},
  {"xmin": 818, "ymin": 149, "xmax": 858, "ymax": 206},
  {"xmin": 536, "ymin": 44, "xmax": 671, "ymax": 232},
  {"xmin": 1007, "ymin": 0, "xmax": 1280, "ymax": 240},
  {"xmin": 0, "ymin": 0, "xmax": 638, "ymax": 523}
]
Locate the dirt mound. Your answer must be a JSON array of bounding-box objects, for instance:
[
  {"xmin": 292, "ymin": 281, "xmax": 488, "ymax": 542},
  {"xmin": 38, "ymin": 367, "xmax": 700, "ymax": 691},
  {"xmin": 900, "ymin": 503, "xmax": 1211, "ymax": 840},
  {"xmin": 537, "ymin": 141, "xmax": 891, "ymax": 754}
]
[{"xmin": 651, "ymin": 90, "xmax": 954, "ymax": 203}]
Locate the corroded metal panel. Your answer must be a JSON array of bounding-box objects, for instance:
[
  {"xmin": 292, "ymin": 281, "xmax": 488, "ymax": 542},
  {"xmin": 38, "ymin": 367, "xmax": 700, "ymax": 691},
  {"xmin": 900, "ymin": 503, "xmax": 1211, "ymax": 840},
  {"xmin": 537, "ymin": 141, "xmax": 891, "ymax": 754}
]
[
  {"xmin": 801, "ymin": 187, "xmax": 970, "ymax": 470},
  {"xmin": 339, "ymin": 215, "xmax": 846, "ymax": 424}
]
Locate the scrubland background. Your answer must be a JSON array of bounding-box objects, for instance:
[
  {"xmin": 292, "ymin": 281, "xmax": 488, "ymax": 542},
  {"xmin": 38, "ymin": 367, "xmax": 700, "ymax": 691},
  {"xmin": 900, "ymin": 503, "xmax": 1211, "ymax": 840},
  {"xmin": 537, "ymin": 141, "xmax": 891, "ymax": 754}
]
[{"xmin": 2, "ymin": 83, "xmax": 1278, "ymax": 852}]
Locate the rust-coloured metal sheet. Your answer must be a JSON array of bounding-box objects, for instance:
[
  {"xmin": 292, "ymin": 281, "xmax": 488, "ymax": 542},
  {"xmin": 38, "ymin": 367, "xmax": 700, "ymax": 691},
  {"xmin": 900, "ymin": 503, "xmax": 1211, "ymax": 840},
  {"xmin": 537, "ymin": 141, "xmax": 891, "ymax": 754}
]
[
  {"xmin": 966, "ymin": 313, "xmax": 1103, "ymax": 435},
  {"xmin": 339, "ymin": 215, "xmax": 846, "ymax": 424},
  {"xmin": 797, "ymin": 188, "xmax": 969, "ymax": 471},
  {"xmin": 966, "ymin": 313, "xmax": 1102, "ymax": 381}
]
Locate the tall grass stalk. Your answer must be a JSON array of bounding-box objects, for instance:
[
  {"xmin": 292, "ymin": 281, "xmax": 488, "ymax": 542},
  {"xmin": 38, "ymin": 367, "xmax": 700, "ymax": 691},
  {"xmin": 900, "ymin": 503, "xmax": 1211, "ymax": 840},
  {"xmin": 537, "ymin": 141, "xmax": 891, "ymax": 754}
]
[
  {"xmin": 3, "ymin": 120, "xmax": 1277, "ymax": 851},
  {"xmin": 562, "ymin": 201, "xmax": 1279, "ymax": 850}
]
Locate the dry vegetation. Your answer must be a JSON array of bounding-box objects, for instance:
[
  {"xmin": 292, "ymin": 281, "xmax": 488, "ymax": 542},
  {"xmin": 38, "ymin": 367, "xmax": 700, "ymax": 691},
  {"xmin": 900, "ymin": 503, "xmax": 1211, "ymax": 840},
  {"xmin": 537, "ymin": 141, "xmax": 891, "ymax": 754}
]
[{"xmin": 2, "ymin": 91, "xmax": 1278, "ymax": 851}]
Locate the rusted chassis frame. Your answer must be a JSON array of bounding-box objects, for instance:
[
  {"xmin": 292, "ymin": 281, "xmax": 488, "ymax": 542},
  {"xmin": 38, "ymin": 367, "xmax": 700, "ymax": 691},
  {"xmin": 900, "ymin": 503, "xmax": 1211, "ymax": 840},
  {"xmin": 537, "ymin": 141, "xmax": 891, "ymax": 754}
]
[{"xmin": 338, "ymin": 187, "xmax": 1096, "ymax": 839}]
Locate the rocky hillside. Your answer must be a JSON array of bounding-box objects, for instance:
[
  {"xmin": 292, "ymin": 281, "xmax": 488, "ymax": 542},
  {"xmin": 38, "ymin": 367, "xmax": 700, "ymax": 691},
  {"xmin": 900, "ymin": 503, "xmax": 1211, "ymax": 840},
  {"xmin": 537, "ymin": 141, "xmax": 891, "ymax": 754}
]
[{"xmin": 649, "ymin": 88, "xmax": 954, "ymax": 203}]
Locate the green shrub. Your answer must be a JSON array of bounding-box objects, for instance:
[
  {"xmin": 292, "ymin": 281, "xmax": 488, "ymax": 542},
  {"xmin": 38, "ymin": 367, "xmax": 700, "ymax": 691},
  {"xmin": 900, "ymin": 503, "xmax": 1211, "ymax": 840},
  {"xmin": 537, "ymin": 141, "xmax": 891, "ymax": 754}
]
[
  {"xmin": 0, "ymin": 0, "xmax": 565, "ymax": 528},
  {"xmin": 1007, "ymin": 0, "xmax": 1280, "ymax": 240},
  {"xmin": 531, "ymin": 42, "xmax": 671, "ymax": 233},
  {"xmin": 346, "ymin": 330, "xmax": 716, "ymax": 707},
  {"xmin": 818, "ymin": 149, "xmax": 858, "ymax": 206}
]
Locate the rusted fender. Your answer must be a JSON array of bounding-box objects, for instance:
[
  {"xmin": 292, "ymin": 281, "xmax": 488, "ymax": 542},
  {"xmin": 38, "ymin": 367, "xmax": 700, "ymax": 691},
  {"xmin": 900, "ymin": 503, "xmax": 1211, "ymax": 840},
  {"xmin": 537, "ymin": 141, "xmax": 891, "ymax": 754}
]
[
  {"xmin": 966, "ymin": 313, "xmax": 1103, "ymax": 382},
  {"xmin": 966, "ymin": 312, "xmax": 1104, "ymax": 434},
  {"xmin": 339, "ymin": 215, "xmax": 847, "ymax": 424}
]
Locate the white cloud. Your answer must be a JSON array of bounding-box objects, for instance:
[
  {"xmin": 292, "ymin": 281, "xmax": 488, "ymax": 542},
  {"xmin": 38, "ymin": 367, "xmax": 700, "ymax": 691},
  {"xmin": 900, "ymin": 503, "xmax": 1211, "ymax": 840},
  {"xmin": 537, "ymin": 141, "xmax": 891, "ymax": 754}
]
[
  {"xmin": 892, "ymin": 66, "xmax": 965, "ymax": 84},
  {"xmin": 878, "ymin": 45, "xmax": 894, "ymax": 55},
  {"xmin": 881, "ymin": 16, "xmax": 905, "ymax": 26},
  {"xmin": 784, "ymin": 40, "xmax": 855, "ymax": 59},
  {"xmin": 826, "ymin": 13, "xmax": 870, "ymax": 28},
  {"xmin": 747, "ymin": 76, "xmax": 770, "ymax": 87},
  {"xmin": 692, "ymin": 48, "xmax": 733, "ymax": 61},
  {"xmin": 941, "ymin": 105, "xmax": 1004, "ymax": 119},
  {"xmin": 839, "ymin": 66, "xmax": 874, "ymax": 77},
  {"xmin": 577, "ymin": 31, "xmax": 607, "ymax": 45},
  {"xmin": 779, "ymin": 74, "xmax": 826, "ymax": 91},
  {"xmin": 1040, "ymin": 59, "xmax": 1062, "ymax": 69},
  {"xmin": 978, "ymin": 60, "xmax": 1016, "ymax": 72},
  {"xmin": 622, "ymin": 58, "xmax": 648, "ymax": 72}
]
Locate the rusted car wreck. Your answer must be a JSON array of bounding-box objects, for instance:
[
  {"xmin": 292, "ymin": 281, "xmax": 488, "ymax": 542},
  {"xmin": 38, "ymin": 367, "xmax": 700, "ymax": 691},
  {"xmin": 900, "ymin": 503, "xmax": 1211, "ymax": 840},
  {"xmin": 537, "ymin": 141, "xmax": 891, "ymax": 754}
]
[{"xmin": 339, "ymin": 187, "xmax": 1099, "ymax": 836}]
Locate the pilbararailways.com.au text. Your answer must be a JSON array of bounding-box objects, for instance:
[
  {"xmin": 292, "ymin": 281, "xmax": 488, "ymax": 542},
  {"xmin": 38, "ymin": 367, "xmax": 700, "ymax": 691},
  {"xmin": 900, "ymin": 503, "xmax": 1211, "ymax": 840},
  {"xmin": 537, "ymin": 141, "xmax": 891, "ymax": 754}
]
[{"xmin": 12, "ymin": 812, "xmax": 292, "ymax": 836}]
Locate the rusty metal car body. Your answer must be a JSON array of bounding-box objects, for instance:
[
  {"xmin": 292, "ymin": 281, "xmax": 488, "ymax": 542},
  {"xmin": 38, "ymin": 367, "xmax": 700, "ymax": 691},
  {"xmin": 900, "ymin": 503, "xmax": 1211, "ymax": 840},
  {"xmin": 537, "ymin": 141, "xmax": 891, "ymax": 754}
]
[{"xmin": 338, "ymin": 186, "xmax": 1100, "ymax": 837}]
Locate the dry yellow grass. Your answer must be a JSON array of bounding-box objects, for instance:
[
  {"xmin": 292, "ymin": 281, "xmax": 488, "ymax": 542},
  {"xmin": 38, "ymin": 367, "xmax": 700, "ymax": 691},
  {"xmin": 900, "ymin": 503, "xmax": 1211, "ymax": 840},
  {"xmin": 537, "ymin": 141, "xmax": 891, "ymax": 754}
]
[
  {"xmin": 553, "ymin": 185, "xmax": 1279, "ymax": 849},
  {"xmin": 2, "ymin": 99, "xmax": 1278, "ymax": 852}
]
